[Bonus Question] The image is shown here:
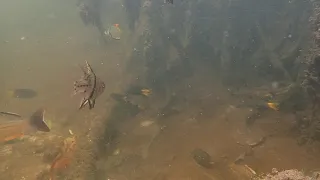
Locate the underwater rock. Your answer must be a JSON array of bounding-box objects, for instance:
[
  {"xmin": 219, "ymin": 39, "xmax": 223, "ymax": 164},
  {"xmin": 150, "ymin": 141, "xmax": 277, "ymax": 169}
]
[{"xmin": 191, "ymin": 148, "xmax": 214, "ymax": 168}]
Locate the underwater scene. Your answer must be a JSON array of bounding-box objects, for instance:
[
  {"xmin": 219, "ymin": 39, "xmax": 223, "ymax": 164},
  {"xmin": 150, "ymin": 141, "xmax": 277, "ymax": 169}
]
[{"xmin": 1, "ymin": 0, "xmax": 320, "ymax": 179}]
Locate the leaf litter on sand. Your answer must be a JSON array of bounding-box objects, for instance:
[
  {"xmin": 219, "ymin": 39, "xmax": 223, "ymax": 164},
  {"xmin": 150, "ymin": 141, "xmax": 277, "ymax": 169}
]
[
  {"xmin": 0, "ymin": 145, "xmax": 12, "ymax": 156},
  {"xmin": 0, "ymin": 108, "xmax": 50, "ymax": 143},
  {"xmin": 140, "ymin": 120, "xmax": 155, "ymax": 127},
  {"xmin": 255, "ymin": 169, "xmax": 315, "ymax": 180},
  {"xmin": 49, "ymin": 136, "xmax": 76, "ymax": 180}
]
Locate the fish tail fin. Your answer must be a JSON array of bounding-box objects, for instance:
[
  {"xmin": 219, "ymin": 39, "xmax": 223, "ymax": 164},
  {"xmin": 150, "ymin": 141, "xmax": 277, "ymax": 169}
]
[
  {"xmin": 78, "ymin": 64, "xmax": 89, "ymax": 76},
  {"xmin": 85, "ymin": 61, "xmax": 95, "ymax": 76},
  {"xmin": 79, "ymin": 98, "xmax": 89, "ymax": 109},
  {"xmin": 89, "ymin": 99, "xmax": 95, "ymax": 109},
  {"xmin": 28, "ymin": 108, "xmax": 50, "ymax": 132}
]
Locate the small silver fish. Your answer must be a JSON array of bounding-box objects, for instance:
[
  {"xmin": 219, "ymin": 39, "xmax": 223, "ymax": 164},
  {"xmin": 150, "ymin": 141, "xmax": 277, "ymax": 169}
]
[{"xmin": 73, "ymin": 61, "xmax": 105, "ymax": 110}]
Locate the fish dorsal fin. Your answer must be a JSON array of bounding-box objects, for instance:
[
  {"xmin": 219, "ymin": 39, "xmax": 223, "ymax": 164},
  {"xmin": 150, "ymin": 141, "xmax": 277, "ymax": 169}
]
[
  {"xmin": 85, "ymin": 61, "xmax": 95, "ymax": 76},
  {"xmin": 78, "ymin": 64, "xmax": 89, "ymax": 77},
  {"xmin": 77, "ymin": 61, "xmax": 92, "ymax": 76},
  {"xmin": 79, "ymin": 61, "xmax": 96, "ymax": 79},
  {"xmin": 85, "ymin": 61, "xmax": 97, "ymax": 96},
  {"xmin": 29, "ymin": 108, "xmax": 50, "ymax": 132}
]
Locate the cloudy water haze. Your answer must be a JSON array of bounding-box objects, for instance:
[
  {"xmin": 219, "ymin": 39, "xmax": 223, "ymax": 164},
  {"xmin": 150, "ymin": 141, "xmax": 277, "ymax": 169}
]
[{"xmin": 0, "ymin": 0, "xmax": 320, "ymax": 179}]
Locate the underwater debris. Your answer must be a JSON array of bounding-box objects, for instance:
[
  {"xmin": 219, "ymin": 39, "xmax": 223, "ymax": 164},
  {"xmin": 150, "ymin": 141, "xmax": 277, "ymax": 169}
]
[
  {"xmin": 234, "ymin": 146, "xmax": 253, "ymax": 164},
  {"xmin": 234, "ymin": 153, "xmax": 245, "ymax": 164},
  {"xmin": 296, "ymin": 115, "xmax": 320, "ymax": 146},
  {"xmin": 7, "ymin": 88, "xmax": 38, "ymax": 99},
  {"xmin": 126, "ymin": 85, "xmax": 152, "ymax": 97},
  {"xmin": 191, "ymin": 148, "xmax": 214, "ymax": 168},
  {"xmin": 246, "ymin": 109, "xmax": 262, "ymax": 126},
  {"xmin": 247, "ymin": 136, "xmax": 266, "ymax": 148},
  {"xmin": 50, "ymin": 136, "xmax": 76, "ymax": 180},
  {"xmin": 255, "ymin": 168, "xmax": 314, "ymax": 180},
  {"xmin": 104, "ymin": 24, "xmax": 121, "ymax": 40},
  {"xmin": 140, "ymin": 120, "xmax": 155, "ymax": 127},
  {"xmin": 0, "ymin": 145, "xmax": 12, "ymax": 156},
  {"xmin": 302, "ymin": 1, "xmax": 320, "ymax": 110},
  {"xmin": 164, "ymin": 0, "xmax": 173, "ymax": 4},
  {"xmin": 244, "ymin": 165, "xmax": 256, "ymax": 176},
  {"xmin": 267, "ymin": 102, "xmax": 280, "ymax": 111},
  {"xmin": 0, "ymin": 111, "xmax": 21, "ymax": 118},
  {"xmin": 0, "ymin": 109, "xmax": 50, "ymax": 143}
]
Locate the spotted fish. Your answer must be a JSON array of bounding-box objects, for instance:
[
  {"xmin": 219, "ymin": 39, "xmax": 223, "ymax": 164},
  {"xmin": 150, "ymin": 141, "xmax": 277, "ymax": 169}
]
[{"xmin": 73, "ymin": 61, "xmax": 105, "ymax": 109}]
